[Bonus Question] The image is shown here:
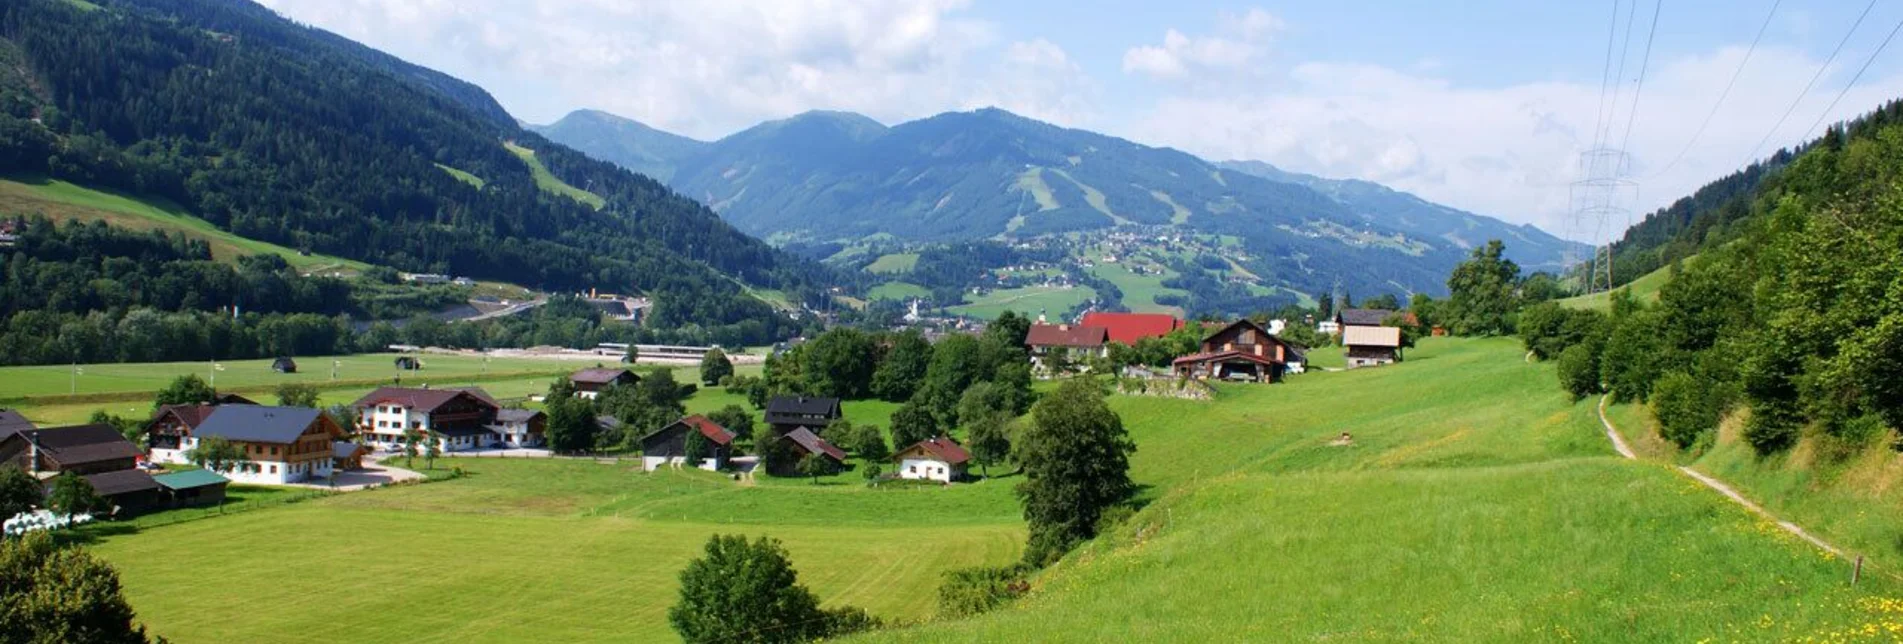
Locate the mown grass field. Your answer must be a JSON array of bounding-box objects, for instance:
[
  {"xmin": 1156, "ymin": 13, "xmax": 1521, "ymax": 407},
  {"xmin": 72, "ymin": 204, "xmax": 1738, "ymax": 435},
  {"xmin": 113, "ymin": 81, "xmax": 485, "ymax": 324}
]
[
  {"xmin": 859, "ymin": 338, "xmax": 1903, "ymax": 642},
  {"xmin": 949, "ymin": 285, "xmax": 1095, "ymax": 320},
  {"xmin": 90, "ymin": 460, "xmax": 1023, "ymax": 643},
  {"xmin": 1557, "ymin": 260, "xmax": 1680, "ymax": 312},
  {"xmin": 864, "ymin": 253, "xmax": 920, "ymax": 274},
  {"xmin": 1086, "ymin": 262, "xmax": 1185, "ymax": 316},
  {"xmin": 867, "ymin": 281, "xmax": 931, "ymax": 301},
  {"xmin": 0, "ymin": 175, "xmax": 369, "ymax": 272}
]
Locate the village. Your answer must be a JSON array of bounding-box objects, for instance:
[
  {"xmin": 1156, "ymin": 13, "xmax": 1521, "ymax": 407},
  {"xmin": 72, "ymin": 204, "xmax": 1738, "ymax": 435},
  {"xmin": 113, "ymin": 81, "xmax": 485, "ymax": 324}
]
[{"xmin": 0, "ymin": 307, "xmax": 1409, "ymax": 528}]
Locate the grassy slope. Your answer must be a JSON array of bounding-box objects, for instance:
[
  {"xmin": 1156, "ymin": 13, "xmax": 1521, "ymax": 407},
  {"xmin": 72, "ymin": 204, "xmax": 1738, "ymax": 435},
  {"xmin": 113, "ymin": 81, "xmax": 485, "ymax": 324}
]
[
  {"xmin": 1557, "ymin": 261, "xmax": 1676, "ymax": 312},
  {"xmin": 868, "ymin": 282, "xmax": 931, "ymax": 301},
  {"xmin": 0, "ymin": 176, "xmax": 369, "ymax": 272},
  {"xmin": 504, "ymin": 141, "xmax": 607, "ymax": 210},
  {"xmin": 863, "ymin": 338, "xmax": 1903, "ymax": 642},
  {"xmin": 864, "ymin": 253, "xmax": 920, "ymax": 274},
  {"xmin": 949, "ymin": 286, "xmax": 1096, "ymax": 320},
  {"xmin": 434, "ymin": 163, "xmax": 487, "ymax": 189},
  {"xmin": 91, "ymin": 459, "xmax": 1022, "ymax": 643},
  {"xmin": 1087, "ymin": 262, "xmax": 1185, "ymax": 315}
]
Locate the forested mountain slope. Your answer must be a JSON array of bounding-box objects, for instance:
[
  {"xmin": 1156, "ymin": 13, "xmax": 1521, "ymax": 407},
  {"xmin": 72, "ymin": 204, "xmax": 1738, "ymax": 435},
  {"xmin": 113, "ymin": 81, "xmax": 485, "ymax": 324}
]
[
  {"xmin": 536, "ymin": 107, "xmax": 1581, "ymax": 298},
  {"xmin": 0, "ymin": 0, "xmax": 828, "ymax": 340}
]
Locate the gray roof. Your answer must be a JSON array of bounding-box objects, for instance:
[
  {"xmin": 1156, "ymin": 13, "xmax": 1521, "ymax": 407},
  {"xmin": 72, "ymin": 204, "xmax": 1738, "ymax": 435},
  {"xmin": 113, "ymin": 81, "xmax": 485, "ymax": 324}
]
[
  {"xmin": 11, "ymin": 425, "xmax": 141, "ymax": 465},
  {"xmin": 0, "ymin": 410, "xmax": 34, "ymax": 441},
  {"xmin": 766, "ymin": 396, "xmax": 841, "ymax": 417},
  {"xmin": 193, "ymin": 405, "xmax": 322, "ymax": 445},
  {"xmin": 333, "ymin": 441, "xmax": 366, "ymax": 459},
  {"xmin": 81, "ymin": 469, "xmax": 161, "ymax": 497},
  {"xmin": 497, "ymin": 409, "xmax": 544, "ymax": 423},
  {"xmin": 1337, "ymin": 308, "xmax": 1392, "ymax": 326}
]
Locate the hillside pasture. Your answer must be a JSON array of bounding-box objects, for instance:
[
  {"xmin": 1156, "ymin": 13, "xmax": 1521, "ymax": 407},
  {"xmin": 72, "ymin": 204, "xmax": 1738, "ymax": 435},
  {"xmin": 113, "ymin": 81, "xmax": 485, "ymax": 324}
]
[
  {"xmin": 867, "ymin": 281, "xmax": 931, "ymax": 301},
  {"xmin": 1557, "ymin": 259, "xmax": 1684, "ymax": 312},
  {"xmin": 864, "ymin": 253, "xmax": 920, "ymax": 274},
  {"xmin": 949, "ymin": 285, "xmax": 1095, "ymax": 320},
  {"xmin": 505, "ymin": 141, "xmax": 607, "ymax": 210}
]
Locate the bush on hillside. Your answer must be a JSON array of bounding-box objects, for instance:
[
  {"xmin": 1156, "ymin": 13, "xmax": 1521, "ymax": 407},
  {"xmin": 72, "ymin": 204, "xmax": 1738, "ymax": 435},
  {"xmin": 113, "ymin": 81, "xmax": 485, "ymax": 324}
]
[
  {"xmin": 1650, "ymin": 371, "xmax": 1732, "ymax": 449},
  {"xmin": 1556, "ymin": 344, "xmax": 1603, "ymax": 401},
  {"xmin": 937, "ymin": 565, "xmax": 1032, "ymax": 618}
]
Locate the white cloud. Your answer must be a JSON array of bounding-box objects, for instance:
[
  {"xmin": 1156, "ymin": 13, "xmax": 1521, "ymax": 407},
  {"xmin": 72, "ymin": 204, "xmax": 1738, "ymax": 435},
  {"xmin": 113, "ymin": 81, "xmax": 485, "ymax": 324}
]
[
  {"xmin": 1128, "ymin": 45, "xmax": 1903, "ymax": 241},
  {"xmin": 1121, "ymin": 8, "xmax": 1280, "ymax": 81}
]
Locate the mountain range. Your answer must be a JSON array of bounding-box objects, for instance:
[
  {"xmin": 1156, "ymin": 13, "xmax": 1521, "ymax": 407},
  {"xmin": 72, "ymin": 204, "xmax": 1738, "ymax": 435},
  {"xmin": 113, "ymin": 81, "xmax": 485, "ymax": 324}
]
[{"xmin": 532, "ymin": 108, "xmax": 1586, "ymax": 297}]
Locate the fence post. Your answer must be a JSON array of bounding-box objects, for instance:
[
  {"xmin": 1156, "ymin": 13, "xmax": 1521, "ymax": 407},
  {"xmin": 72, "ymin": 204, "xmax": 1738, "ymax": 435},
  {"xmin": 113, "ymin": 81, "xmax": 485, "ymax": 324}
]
[{"xmin": 1854, "ymin": 555, "xmax": 1865, "ymax": 585}]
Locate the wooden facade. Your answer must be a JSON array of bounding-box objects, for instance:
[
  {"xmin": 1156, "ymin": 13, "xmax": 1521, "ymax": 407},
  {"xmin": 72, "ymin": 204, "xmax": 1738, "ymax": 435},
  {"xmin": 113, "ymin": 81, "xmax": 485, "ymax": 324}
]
[{"xmin": 1171, "ymin": 320, "xmax": 1291, "ymax": 383}]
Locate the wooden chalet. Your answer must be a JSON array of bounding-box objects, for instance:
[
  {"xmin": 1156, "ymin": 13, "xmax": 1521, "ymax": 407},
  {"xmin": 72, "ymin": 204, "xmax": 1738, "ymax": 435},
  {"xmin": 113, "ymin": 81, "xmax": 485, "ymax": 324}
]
[
  {"xmin": 184, "ymin": 406, "xmax": 347, "ymax": 484},
  {"xmin": 0, "ymin": 424, "xmax": 160, "ymax": 513},
  {"xmin": 1171, "ymin": 319, "xmax": 1293, "ymax": 383},
  {"xmin": 1343, "ymin": 325, "xmax": 1403, "ymax": 369},
  {"xmin": 768, "ymin": 427, "xmax": 846, "ymax": 477},
  {"xmin": 352, "ymin": 386, "xmax": 501, "ymax": 452},
  {"xmin": 569, "ymin": 368, "xmax": 639, "ymax": 400},
  {"xmin": 639, "ymin": 415, "xmax": 737, "ymax": 472},
  {"xmin": 765, "ymin": 396, "xmax": 842, "ymax": 436}
]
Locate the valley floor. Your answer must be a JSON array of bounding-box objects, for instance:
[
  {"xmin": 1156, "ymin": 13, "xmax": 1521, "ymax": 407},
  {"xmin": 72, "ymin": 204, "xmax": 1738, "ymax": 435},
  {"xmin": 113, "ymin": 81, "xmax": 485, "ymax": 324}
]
[{"xmin": 72, "ymin": 338, "xmax": 1903, "ymax": 642}]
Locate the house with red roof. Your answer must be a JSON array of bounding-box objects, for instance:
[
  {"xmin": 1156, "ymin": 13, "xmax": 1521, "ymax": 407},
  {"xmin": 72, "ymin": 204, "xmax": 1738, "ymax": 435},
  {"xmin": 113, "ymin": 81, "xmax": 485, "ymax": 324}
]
[
  {"xmin": 768, "ymin": 427, "xmax": 847, "ymax": 477},
  {"xmin": 894, "ymin": 437, "xmax": 971, "ymax": 483},
  {"xmin": 1080, "ymin": 312, "xmax": 1185, "ymax": 345},
  {"xmin": 1172, "ymin": 319, "xmax": 1294, "ymax": 383},
  {"xmin": 639, "ymin": 415, "xmax": 737, "ymax": 472}
]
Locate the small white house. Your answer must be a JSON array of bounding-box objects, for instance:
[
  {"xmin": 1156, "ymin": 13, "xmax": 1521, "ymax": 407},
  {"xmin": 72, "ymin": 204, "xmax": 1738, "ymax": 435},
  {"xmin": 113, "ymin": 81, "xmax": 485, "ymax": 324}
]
[{"xmin": 894, "ymin": 437, "xmax": 971, "ymax": 483}]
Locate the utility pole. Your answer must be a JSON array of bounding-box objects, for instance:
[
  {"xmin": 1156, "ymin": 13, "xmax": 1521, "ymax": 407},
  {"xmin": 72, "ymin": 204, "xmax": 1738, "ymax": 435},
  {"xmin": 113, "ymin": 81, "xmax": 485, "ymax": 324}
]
[{"xmin": 1569, "ymin": 147, "xmax": 1636, "ymax": 295}]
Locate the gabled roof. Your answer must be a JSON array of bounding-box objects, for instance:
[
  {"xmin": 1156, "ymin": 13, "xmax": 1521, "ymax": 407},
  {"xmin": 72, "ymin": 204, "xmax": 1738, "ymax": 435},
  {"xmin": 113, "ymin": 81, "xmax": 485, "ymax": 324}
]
[
  {"xmin": 214, "ymin": 393, "xmax": 258, "ymax": 405},
  {"xmin": 496, "ymin": 408, "xmax": 545, "ymax": 423},
  {"xmin": 781, "ymin": 427, "xmax": 846, "ymax": 462},
  {"xmin": 446, "ymin": 386, "xmax": 499, "ymax": 407},
  {"xmin": 1336, "ymin": 308, "xmax": 1393, "ymax": 327},
  {"xmin": 1080, "ymin": 312, "xmax": 1184, "ymax": 345},
  {"xmin": 1172, "ymin": 350, "xmax": 1278, "ymax": 367},
  {"xmin": 193, "ymin": 406, "xmax": 324, "ymax": 445},
  {"xmin": 897, "ymin": 437, "xmax": 970, "ymax": 465},
  {"xmin": 152, "ymin": 469, "xmax": 229, "ymax": 491},
  {"xmin": 333, "ymin": 441, "xmax": 369, "ymax": 460},
  {"xmin": 642, "ymin": 415, "xmax": 736, "ymax": 447},
  {"xmin": 351, "ymin": 387, "xmax": 497, "ymax": 414},
  {"xmin": 1342, "ymin": 325, "xmax": 1403, "ymax": 348},
  {"xmin": 0, "ymin": 409, "xmax": 34, "ymax": 441},
  {"xmin": 1200, "ymin": 318, "xmax": 1276, "ymax": 345},
  {"xmin": 150, "ymin": 404, "xmax": 217, "ymax": 431},
  {"xmin": 10, "ymin": 425, "xmax": 141, "ymax": 466},
  {"xmin": 570, "ymin": 368, "xmax": 637, "ymax": 385},
  {"xmin": 1025, "ymin": 323, "xmax": 1110, "ymax": 348},
  {"xmin": 80, "ymin": 469, "xmax": 161, "ymax": 497},
  {"xmin": 766, "ymin": 396, "xmax": 841, "ymax": 418}
]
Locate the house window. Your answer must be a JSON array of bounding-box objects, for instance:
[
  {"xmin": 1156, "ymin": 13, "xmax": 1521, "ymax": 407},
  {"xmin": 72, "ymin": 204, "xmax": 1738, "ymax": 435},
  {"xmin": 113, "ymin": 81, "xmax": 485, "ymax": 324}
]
[
  {"xmin": 270, "ymin": 446, "xmax": 278, "ymax": 456},
  {"xmin": 269, "ymin": 465, "xmax": 277, "ymax": 474}
]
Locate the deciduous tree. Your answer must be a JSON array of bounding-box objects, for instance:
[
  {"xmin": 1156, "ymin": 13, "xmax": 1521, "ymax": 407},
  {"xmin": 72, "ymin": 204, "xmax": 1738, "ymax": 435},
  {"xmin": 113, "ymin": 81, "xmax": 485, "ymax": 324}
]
[
  {"xmin": 153, "ymin": 374, "xmax": 216, "ymax": 408},
  {"xmin": 1013, "ymin": 379, "xmax": 1135, "ymax": 566},
  {"xmin": 699, "ymin": 348, "xmax": 734, "ymax": 386},
  {"xmin": 47, "ymin": 472, "xmax": 103, "ymax": 516},
  {"xmin": 0, "ymin": 465, "xmax": 41, "ymax": 520},
  {"xmin": 669, "ymin": 534, "xmax": 871, "ymax": 643},
  {"xmin": 0, "ymin": 533, "xmax": 157, "ymax": 644},
  {"xmin": 889, "ymin": 398, "xmax": 939, "ymax": 449},
  {"xmin": 187, "ymin": 435, "xmax": 249, "ymax": 474},
  {"xmin": 275, "ymin": 382, "xmax": 320, "ymax": 408}
]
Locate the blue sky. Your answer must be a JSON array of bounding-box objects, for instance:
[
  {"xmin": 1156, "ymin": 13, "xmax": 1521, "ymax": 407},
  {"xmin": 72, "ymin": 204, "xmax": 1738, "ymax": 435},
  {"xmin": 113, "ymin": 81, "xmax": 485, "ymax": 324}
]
[{"xmin": 258, "ymin": 0, "xmax": 1903, "ymax": 241}]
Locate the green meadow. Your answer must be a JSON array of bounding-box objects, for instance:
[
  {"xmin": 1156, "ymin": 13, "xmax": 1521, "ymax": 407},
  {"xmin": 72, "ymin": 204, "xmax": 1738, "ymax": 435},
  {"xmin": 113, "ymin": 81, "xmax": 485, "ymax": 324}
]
[
  {"xmin": 948, "ymin": 285, "xmax": 1096, "ymax": 320},
  {"xmin": 505, "ymin": 141, "xmax": 607, "ymax": 210}
]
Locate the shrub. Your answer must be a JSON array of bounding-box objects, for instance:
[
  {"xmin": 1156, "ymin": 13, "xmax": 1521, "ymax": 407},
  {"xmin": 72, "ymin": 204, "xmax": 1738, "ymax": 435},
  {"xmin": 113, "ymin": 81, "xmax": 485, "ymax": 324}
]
[
  {"xmin": 937, "ymin": 565, "xmax": 1031, "ymax": 618},
  {"xmin": 1555, "ymin": 344, "xmax": 1602, "ymax": 401},
  {"xmin": 1650, "ymin": 371, "xmax": 1729, "ymax": 449},
  {"xmin": 1743, "ymin": 403, "xmax": 1802, "ymax": 455}
]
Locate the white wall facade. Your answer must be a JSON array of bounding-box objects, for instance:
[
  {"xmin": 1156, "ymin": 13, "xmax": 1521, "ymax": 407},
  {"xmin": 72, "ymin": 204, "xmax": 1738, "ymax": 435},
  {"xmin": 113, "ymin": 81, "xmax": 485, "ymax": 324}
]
[
  {"xmin": 899, "ymin": 457, "xmax": 959, "ymax": 483},
  {"xmin": 205, "ymin": 457, "xmax": 330, "ymax": 485},
  {"xmin": 363, "ymin": 403, "xmax": 428, "ymax": 449},
  {"xmin": 642, "ymin": 455, "xmax": 720, "ymax": 472}
]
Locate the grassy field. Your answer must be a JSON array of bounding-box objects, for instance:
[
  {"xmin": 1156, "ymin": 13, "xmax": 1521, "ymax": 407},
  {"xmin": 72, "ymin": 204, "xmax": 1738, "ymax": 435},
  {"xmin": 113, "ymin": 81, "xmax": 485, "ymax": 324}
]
[
  {"xmin": 504, "ymin": 141, "xmax": 607, "ymax": 210},
  {"xmin": 867, "ymin": 281, "xmax": 931, "ymax": 301},
  {"xmin": 949, "ymin": 286, "xmax": 1095, "ymax": 320},
  {"xmin": 0, "ymin": 175, "xmax": 369, "ymax": 272},
  {"xmin": 434, "ymin": 163, "xmax": 487, "ymax": 189},
  {"xmin": 90, "ymin": 459, "xmax": 1023, "ymax": 643},
  {"xmin": 0, "ymin": 353, "xmax": 592, "ymax": 401},
  {"xmin": 864, "ymin": 253, "xmax": 920, "ymax": 274},
  {"xmin": 1557, "ymin": 260, "xmax": 1679, "ymax": 312},
  {"xmin": 859, "ymin": 338, "xmax": 1903, "ymax": 642},
  {"xmin": 1087, "ymin": 262, "xmax": 1185, "ymax": 315}
]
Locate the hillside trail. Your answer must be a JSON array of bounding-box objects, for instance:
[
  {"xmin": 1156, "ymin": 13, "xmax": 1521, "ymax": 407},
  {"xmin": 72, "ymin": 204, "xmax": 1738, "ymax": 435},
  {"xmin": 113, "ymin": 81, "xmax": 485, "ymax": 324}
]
[{"xmin": 1597, "ymin": 395, "xmax": 1847, "ymax": 560}]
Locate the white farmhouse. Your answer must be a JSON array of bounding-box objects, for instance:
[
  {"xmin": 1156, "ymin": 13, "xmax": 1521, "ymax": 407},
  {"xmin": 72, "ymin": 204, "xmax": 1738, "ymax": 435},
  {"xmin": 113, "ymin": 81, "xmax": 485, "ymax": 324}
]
[{"xmin": 894, "ymin": 437, "xmax": 971, "ymax": 483}]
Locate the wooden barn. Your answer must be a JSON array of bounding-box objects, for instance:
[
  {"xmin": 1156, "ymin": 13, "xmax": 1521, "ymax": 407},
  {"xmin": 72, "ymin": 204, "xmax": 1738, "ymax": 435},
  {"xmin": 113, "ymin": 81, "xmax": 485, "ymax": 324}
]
[
  {"xmin": 639, "ymin": 415, "xmax": 736, "ymax": 472},
  {"xmin": 1171, "ymin": 319, "xmax": 1294, "ymax": 383},
  {"xmin": 272, "ymin": 357, "xmax": 298, "ymax": 373}
]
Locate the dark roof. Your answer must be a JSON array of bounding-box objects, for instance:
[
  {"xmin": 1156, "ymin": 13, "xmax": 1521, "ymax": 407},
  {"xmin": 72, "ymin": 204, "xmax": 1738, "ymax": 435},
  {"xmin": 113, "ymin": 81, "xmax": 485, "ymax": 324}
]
[
  {"xmin": 1025, "ymin": 323, "xmax": 1110, "ymax": 348},
  {"xmin": 351, "ymin": 387, "xmax": 497, "ymax": 414},
  {"xmin": 446, "ymin": 386, "xmax": 499, "ymax": 407},
  {"xmin": 333, "ymin": 441, "xmax": 368, "ymax": 460},
  {"xmin": 12, "ymin": 425, "xmax": 141, "ymax": 465},
  {"xmin": 81, "ymin": 469, "xmax": 161, "ymax": 497},
  {"xmin": 1336, "ymin": 308, "xmax": 1392, "ymax": 326},
  {"xmin": 0, "ymin": 409, "xmax": 34, "ymax": 441},
  {"xmin": 214, "ymin": 393, "xmax": 258, "ymax": 405},
  {"xmin": 1079, "ymin": 312, "xmax": 1184, "ymax": 344},
  {"xmin": 898, "ymin": 437, "xmax": 970, "ymax": 465},
  {"xmin": 193, "ymin": 406, "xmax": 323, "ymax": 445},
  {"xmin": 1200, "ymin": 319, "xmax": 1276, "ymax": 345},
  {"xmin": 765, "ymin": 396, "xmax": 841, "ymax": 417},
  {"xmin": 496, "ymin": 409, "xmax": 544, "ymax": 423},
  {"xmin": 152, "ymin": 469, "xmax": 229, "ymax": 491},
  {"xmin": 150, "ymin": 405, "xmax": 217, "ymax": 431},
  {"xmin": 781, "ymin": 427, "xmax": 846, "ymax": 461},
  {"xmin": 570, "ymin": 368, "xmax": 637, "ymax": 384}
]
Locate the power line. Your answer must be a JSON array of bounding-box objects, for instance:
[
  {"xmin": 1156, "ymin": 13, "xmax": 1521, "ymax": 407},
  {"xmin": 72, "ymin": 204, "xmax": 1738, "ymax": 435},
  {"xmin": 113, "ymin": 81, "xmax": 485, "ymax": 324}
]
[
  {"xmin": 1616, "ymin": 0, "xmax": 1665, "ymax": 157},
  {"xmin": 1569, "ymin": 0, "xmax": 1627, "ymax": 257},
  {"xmin": 1798, "ymin": 12, "xmax": 1903, "ymax": 142},
  {"xmin": 1742, "ymin": 0, "xmax": 1879, "ymax": 164},
  {"xmin": 1597, "ymin": 0, "xmax": 1642, "ymax": 151},
  {"xmin": 1648, "ymin": 0, "xmax": 1783, "ymax": 178}
]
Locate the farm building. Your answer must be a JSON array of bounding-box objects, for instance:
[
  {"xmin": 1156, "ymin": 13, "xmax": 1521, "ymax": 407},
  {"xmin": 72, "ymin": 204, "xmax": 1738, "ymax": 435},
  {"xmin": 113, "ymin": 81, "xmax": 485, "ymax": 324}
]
[
  {"xmin": 489, "ymin": 409, "xmax": 546, "ymax": 448},
  {"xmin": 1079, "ymin": 312, "xmax": 1185, "ymax": 345},
  {"xmin": 1172, "ymin": 319, "xmax": 1294, "ymax": 383},
  {"xmin": 145, "ymin": 404, "xmax": 220, "ymax": 463},
  {"xmin": 0, "ymin": 424, "xmax": 160, "ymax": 513},
  {"xmin": 0, "ymin": 409, "xmax": 35, "ymax": 441},
  {"xmin": 569, "ymin": 368, "xmax": 639, "ymax": 399},
  {"xmin": 272, "ymin": 357, "xmax": 298, "ymax": 373},
  {"xmin": 768, "ymin": 427, "xmax": 846, "ymax": 477},
  {"xmin": 894, "ymin": 437, "xmax": 970, "ymax": 483},
  {"xmin": 639, "ymin": 415, "xmax": 736, "ymax": 472},
  {"xmin": 352, "ymin": 387, "xmax": 502, "ymax": 453},
  {"xmin": 152, "ymin": 469, "xmax": 229, "ymax": 507},
  {"xmin": 1025, "ymin": 323, "xmax": 1110, "ymax": 373},
  {"xmin": 333, "ymin": 441, "xmax": 370, "ymax": 471},
  {"xmin": 1334, "ymin": 308, "xmax": 1393, "ymax": 330},
  {"xmin": 393, "ymin": 356, "xmax": 422, "ymax": 371},
  {"xmin": 765, "ymin": 396, "xmax": 842, "ymax": 436},
  {"xmin": 163, "ymin": 405, "xmax": 346, "ymax": 485},
  {"xmin": 1343, "ymin": 326, "xmax": 1403, "ymax": 369}
]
